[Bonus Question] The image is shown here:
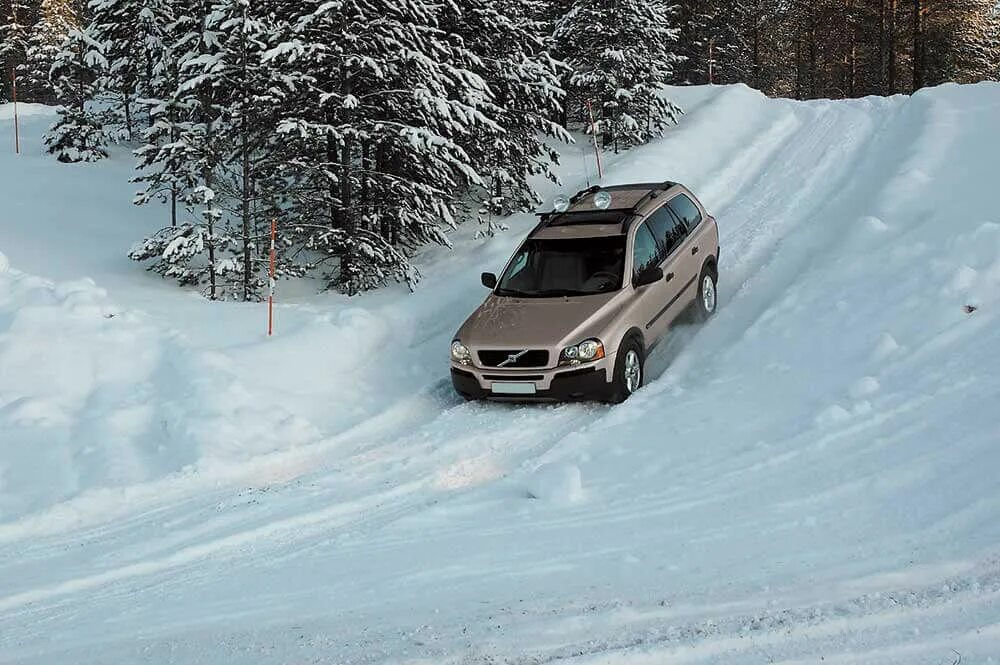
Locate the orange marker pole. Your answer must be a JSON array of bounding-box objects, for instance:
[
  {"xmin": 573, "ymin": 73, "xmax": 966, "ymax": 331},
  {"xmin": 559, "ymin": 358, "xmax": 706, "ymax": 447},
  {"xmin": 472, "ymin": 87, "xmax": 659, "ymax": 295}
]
[
  {"xmin": 267, "ymin": 218, "xmax": 276, "ymax": 336},
  {"xmin": 586, "ymin": 99, "xmax": 602, "ymax": 179}
]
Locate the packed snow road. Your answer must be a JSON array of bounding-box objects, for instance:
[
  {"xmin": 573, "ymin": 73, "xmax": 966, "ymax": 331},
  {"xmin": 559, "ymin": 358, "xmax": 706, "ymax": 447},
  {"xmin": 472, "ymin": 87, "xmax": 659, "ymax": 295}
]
[{"xmin": 1, "ymin": 84, "xmax": 999, "ymax": 663}]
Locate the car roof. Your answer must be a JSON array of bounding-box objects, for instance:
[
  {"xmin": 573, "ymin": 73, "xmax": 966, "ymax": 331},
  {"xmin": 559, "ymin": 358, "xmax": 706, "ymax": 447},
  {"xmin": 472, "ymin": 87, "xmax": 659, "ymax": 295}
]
[{"xmin": 530, "ymin": 182, "xmax": 682, "ymax": 240}]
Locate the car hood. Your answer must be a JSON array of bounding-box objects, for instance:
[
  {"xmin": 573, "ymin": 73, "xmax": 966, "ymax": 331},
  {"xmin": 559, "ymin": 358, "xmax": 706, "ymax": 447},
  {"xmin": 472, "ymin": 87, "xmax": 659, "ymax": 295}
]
[{"xmin": 456, "ymin": 293, "xmax": 621, "ymax": 349}]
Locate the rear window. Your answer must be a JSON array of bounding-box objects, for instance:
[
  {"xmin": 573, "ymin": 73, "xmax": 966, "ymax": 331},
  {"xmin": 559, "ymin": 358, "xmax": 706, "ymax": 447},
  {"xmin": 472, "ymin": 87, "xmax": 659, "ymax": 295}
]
[{"xmin": 667, "ymin": 194, "xmax": 703, "ymax": 231}]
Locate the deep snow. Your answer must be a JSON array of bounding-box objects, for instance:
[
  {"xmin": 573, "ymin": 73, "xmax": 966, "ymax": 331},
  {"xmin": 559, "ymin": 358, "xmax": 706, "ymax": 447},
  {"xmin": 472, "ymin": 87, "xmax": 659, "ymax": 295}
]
[{"xmin": 1, "ymin": 83, "xmax": 999, "ymax": 664}]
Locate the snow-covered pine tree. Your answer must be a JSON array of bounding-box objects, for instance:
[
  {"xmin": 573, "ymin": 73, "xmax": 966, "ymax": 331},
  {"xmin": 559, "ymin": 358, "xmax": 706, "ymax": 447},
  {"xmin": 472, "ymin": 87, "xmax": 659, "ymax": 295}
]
[
  {"xmin": 86, "ymin": 0, "xmax": 159, "ymax": 140},
  {"xmin": 44, "ymin": 26, "xmax": 108, "ymax": 162},
  {"xmin": 266, "ymin": 0, "xmax": 491, "ymax": 294},
  {"xmin": 131, "ymin": 0, "xmax": 186, "ymax": 228},
  {"xmin": 20, "ymin": 0, "xmax": 78, "ymax": 103},
  {"xmin": 129, "ymin": 0, "xmax": 236, "ymax": 300},
  {"xmin": 442, "ymin": 0, "xmax": 571, "ymax": 238},
  {"xmin": 201, "ymin": 0, "xmax": 286, "ymax": 300},
  {"xmin": 553, "ymin": 0, "xmax": 684, "ymax": 150},
  {"xmin": 1, "ymin": 0, "xmax": 37, "ymax": 102}
]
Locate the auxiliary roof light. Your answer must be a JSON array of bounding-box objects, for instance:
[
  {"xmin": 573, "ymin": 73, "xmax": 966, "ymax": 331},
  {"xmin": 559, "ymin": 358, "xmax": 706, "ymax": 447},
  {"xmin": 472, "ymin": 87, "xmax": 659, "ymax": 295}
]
[{"xmin": 593, "ymin": 190, "xmax": 613, "ymax": 210}]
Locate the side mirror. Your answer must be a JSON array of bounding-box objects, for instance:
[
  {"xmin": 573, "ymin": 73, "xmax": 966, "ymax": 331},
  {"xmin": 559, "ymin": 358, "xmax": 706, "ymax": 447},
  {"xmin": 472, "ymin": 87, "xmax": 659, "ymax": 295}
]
[
  {"xmin": 481, "ymin": 272, "xmax": 498, "ymax": 289},
  {"xmin": 633, "ymin": 266, "xmax": 663, "ymax": 288}
]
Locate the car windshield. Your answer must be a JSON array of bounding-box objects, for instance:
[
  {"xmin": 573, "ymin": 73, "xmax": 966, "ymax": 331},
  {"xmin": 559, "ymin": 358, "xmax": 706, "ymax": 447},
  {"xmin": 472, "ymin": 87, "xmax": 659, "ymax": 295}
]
[{"xmin": 495, "ymin": 236, "xmax": 626, "ymax": 297}]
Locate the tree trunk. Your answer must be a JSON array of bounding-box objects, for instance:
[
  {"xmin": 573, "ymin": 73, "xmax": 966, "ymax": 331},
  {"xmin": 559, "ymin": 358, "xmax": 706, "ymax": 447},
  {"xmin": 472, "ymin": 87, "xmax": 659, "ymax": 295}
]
[
  {"xmin": 361, "ymin": 139, "xmax": 372, "ymax": 227},
  {"xmin": 339, "ymin": 135, "xmax": 355, "ymax": 292},
  {"xmin": 888, "ymin": 0, "xmax": 897, "ymax": 94},
  {"xmin": 123, "ymin": 90, "xmax": 133, "ymax": 142},
  {"xmin": 795, "ymin": 35, "xmax": 804, "ymax": 99},
  {"xmin": 808, "ymin": 16, "xmax": 818, "ymax": 98},
  {"xmin": 204, "ymin": 156, "xmax": 217, "ymax": 301},
  {"xmin": 240, "ymin": 16, "xmax": 252, "ymax": 302},
  {"xmin": 911, "ymin": 0, "xmax": 924, "ymax": 92}
]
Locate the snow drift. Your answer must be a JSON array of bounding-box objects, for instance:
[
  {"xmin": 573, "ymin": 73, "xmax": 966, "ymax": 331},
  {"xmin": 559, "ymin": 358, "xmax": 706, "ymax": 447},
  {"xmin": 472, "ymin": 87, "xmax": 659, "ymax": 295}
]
[{"xmin": 1, "ymin": 83, "xmax": 999, "ymax": 664}]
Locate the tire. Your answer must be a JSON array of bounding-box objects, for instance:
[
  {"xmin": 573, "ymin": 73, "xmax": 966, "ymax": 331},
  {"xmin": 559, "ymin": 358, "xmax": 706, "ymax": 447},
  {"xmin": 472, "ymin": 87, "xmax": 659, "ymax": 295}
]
[
  {"xmin": 608, "ymin": 337, "xmax": 644, "ymax": 404},
  {"xmin": 694, "ymin": 264, "xmax": 718, "ymax": 322}
]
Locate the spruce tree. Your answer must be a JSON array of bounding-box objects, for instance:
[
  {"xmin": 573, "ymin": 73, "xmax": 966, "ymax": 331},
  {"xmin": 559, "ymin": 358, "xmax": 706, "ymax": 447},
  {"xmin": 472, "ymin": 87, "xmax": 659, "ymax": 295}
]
[
  {"xmin": 266, "ymin": 0, "xmax": 491, "ymax": 294},
  {"xmin": 1, "ymin": 0, "xmax": 36, "ymax": 101},
  {"xmin": 443, "ymin": 0, "xmax": 571, "ymax": 237},
  {"xmin": 44, "ymin": 27, "xmax": 108, "ymax": 162},
  {"xmin": 87, "ymin": 0, "xmax": 156, "ymax": 140},
  {"xmin": 129, "ymin": 0, "xmax": 234, "ymax": 299},
  {"xmin": 553, "ymin": 0, "xmax": 684, "ymax": 150},
  {"xmin": 20, "ymin": 0, "xmax": 77, "ymax": 103}
]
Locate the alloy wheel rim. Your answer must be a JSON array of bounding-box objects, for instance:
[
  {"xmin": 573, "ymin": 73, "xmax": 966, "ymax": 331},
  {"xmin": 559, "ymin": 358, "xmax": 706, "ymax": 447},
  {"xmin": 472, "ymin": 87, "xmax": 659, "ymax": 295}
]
[
  {"xmin": 702, "ymin": 275, "xmax": 716, "ymax": 313},
  {"xmin": 624, "ymin": 350, "xmax": 641, "ymax": 393}
]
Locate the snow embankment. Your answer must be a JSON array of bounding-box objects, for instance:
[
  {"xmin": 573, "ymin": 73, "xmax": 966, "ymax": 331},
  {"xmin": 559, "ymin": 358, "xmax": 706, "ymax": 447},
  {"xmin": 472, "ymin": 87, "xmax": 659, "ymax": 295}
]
[
  {"xmin": 0, "ymin": 263, "xmax": 319, "ymax": 535},
  {"xmin": 1, "ymin": 83, "xmax": 1000, "ymax": 664}
]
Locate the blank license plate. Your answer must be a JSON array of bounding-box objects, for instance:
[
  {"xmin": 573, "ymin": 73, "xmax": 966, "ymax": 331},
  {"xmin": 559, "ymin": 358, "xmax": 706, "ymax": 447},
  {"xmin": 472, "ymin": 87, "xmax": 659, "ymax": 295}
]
[{"xmin": 491, "ymin": 382, "xmax": 537, "ymax": 395}]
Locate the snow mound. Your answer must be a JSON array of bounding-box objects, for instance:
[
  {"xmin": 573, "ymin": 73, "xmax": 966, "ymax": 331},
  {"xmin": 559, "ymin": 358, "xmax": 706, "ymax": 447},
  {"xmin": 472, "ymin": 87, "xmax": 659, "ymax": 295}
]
[
  {"xmin": 0, "ymin": 260, "xmax": 321, "ymax": 533},
  {"xmin": 527, "ymin": 462, "xmax": 584, "ymax": 504}
]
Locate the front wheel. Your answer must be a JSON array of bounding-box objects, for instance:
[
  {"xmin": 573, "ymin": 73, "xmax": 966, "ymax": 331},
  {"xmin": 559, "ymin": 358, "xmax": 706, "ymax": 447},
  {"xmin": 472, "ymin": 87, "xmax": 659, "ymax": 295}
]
[{"xmin": 608, "ymin": 338, "xmax": 644, "ymax": 404}]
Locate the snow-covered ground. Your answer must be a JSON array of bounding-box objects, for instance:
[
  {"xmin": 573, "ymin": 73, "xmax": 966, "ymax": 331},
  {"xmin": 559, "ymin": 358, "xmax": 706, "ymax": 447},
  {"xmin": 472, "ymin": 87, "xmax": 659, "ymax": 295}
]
[{"xmin": 2, "ymin": 84, "xmax": 999, "ymax": 664}]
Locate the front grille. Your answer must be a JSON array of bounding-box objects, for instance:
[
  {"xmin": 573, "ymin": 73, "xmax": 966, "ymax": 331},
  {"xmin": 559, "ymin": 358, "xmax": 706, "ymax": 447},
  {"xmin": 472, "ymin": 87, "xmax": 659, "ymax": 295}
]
[
  {"xmin": 477, "ymin": 349, "xmax": 549, "ymax": 368},
  {"xmin": 483, "ymin": 374, "xmax": 544, "ymax": 381}
]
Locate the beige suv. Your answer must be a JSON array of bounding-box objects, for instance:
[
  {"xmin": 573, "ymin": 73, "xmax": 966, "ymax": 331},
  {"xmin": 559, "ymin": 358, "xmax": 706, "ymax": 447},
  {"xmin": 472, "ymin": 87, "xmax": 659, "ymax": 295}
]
[{"xmin": 450, "ymin": 182, "xmax": 720, "ymax": 403}]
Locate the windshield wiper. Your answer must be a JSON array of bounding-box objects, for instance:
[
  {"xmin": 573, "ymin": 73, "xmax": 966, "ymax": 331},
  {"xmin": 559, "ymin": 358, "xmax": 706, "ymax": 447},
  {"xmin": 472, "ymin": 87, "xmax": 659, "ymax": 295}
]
[
  {"xmin": 494, "ymin": 287, "xmax": 531, "ymax": 297},
  {"xmin": 531, "ymin": 289, "xmax": 593, "ymax": 297}
]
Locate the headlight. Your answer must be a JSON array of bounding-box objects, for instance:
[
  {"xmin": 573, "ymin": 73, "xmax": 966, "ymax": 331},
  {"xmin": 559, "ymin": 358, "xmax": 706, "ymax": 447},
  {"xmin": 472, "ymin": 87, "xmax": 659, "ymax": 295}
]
[
  {"xmin": 578, "ymin": 339, "xmax": 603, "ymax": 360},
  {"xmin": 451, "ymin": 340, "xmax": 472, "ymax": 364},
  {"xmin": 560, "ymin": 338, "xmax": 605, "ymax": 365}
]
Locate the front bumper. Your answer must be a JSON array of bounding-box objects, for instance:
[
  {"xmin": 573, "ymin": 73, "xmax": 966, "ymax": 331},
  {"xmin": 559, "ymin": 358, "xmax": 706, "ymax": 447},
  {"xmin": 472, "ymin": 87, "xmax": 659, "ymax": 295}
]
[{"xmin": 450, "ymin": 360, "xmax": 613, "ymax": 402}]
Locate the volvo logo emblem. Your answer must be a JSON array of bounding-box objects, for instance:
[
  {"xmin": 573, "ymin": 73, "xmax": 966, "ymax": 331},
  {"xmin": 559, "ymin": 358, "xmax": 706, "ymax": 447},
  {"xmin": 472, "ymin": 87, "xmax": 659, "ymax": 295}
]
[{"xmin": 498, "ymin": 349, "xmax": 529, "ymax": 367}]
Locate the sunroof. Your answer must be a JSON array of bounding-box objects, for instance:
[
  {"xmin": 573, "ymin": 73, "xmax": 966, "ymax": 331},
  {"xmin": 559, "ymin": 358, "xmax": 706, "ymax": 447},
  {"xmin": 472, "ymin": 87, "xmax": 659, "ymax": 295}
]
[{"xmin": 545, "ymin": 210, "xmax": 631, "ymax": 226}]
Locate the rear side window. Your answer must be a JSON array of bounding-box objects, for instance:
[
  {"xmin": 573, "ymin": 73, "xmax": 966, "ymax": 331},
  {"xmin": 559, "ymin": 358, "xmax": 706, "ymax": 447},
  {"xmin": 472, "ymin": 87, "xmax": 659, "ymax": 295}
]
[
  {"xmin": 646, "ymin": 206, "xmax": 687, "ymax": 257},
  {"xmin": 667, "ymin": 194, "xmax": 703, "ymax": 232}
]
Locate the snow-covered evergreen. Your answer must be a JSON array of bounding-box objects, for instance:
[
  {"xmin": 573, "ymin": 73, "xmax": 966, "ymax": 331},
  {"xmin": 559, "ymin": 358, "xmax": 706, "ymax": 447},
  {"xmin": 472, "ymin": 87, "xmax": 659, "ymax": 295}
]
[
  {"xmin": 443, "ymin": 0, "xmax": 571, "ymax": 237},
  {"xmin": 1, "ymin": 0, "xmax": 35, "ymax": 102},
  {"xmin": 45, "ymin": 27, "xmax": 108, "ymax": 162},
  {"xmin": 264, "ymin": 0, "xmax": 497, "ymax": 294},
  {"xmin": 553, "ymin": 0, "xmax": 685, "ymax": 149},
  {"xmin": 19, "ymin": 0, "xmax": 77, "ymax": 103}
]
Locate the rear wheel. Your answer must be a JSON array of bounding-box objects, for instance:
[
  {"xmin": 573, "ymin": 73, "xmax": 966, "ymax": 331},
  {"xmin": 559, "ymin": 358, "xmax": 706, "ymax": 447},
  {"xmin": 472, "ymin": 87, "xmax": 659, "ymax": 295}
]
[
  {"xmin": 608, "ymin": 338, "xmax": 644, "ymax": 403},
  {"xmin": 694, "ymin": 265, "xmax": 718, "ymax": 322}
]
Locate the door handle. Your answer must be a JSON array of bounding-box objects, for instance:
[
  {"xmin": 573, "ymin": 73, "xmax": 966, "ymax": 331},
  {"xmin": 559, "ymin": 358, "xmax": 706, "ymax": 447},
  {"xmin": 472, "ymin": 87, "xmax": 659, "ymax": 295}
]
[
  {"xmin": 665, "ymin": 272, "xmax": 674, "ymax": 282},
  {"xmin": 691, "ymin": 246, "xmax": 699, "ymax": 255}
]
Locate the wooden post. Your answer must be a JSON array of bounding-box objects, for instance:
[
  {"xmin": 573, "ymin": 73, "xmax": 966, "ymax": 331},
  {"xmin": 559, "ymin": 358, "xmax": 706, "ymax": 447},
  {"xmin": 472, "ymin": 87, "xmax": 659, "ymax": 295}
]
[
  {"xmin": 585, "ymin": 99, "xmax": 603, "ymax": 179},
  {"xmin": 267, "ymin": 218, "xmax": 276, "ymax": 337}
]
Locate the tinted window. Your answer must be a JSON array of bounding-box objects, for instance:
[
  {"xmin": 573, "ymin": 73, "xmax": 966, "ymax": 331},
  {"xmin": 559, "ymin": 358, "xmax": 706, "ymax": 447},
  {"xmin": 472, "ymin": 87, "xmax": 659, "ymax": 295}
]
[
  {"xmin": 667, "ymin": 194, "xmax": 702, "ymax": 232},
  {"xmin": 496, "ymin": 236, "xmax": 626, "ymax": 297},
  {"xmin": 646, "ymin": 206, "xmax": 687, "ymax": 257},
  {"xmin": 632, "ymin": 224, "xmax": 659, "ymax": 276}
]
